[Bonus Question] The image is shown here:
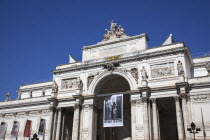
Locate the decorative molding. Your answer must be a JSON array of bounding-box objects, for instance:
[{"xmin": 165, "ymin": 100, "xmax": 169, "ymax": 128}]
[
  {"xmin": 5, "ymin": 113, "xmax": 14, "ymax": 118},
  {"xmin": 174, "ymin": 96, "xmax": 180, "ymax": 102},
  {"xmin": 29, "ymin": 111, "xmax": 40, "ymax": 115},
  {"xmin": 17, "ymin": 112, "xmax": 27, "ymax": 117},
  {"xmin": 151, "ymin": 62, "xmax": 175, "ymax": 78},
  {"xmin": 53, "ymin": 46, "xmax": 187, "ymax": 75},
  {"xmin": 42, "ymin": 110, "xmax": 51, "ymax": 114},
  {"xmin": 190, "ymin": 94, "xmax": 210, "ymax": 101},
  {"xmin": 130, "ymin": 68, "xmax": 138, "ymax": 83},
  {"xmin": 141, "ymin": 97, "xmax": 148, "ymax": 103}
]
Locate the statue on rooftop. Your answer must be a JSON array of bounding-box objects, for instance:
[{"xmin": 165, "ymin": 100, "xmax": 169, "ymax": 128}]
[
  {"xmin": 109, "ymin": 20, "xmax": 118, "ymax": 32},
  {"xmin": 6, "ymin": 92, "xmax": 10, "ymax": 101},
  {"xmin": 205, "ymin": 62, "xmax": 210, "ymax": 76}
]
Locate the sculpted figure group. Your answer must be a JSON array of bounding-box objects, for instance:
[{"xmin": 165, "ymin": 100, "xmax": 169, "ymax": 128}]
[{"xmin": 103, "ymin": 20, "xmax": 126, "ymax": 41}]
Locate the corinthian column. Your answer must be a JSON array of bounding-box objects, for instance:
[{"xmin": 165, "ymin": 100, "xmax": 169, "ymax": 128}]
[
  {"xmin": 142, "ymin": 97, "xmax": 149, "ymax": 140},
  {"xmin": 55, "ymin": 108, "xmax": 62, "ymax": 140},
  {"xmin": 181, "ymin": 95, "xmax": 191, "ymax": 140},
  {"xmin": 174, "ymin": 96, "xmax": 184, "ymax": 140},
  {"xmin": 151, "ymin": 98, "xmax": 159, "ymax": 140},
  {"xmin": 72, "ymin": 103, "xmax": 80, "ymax": 140}
]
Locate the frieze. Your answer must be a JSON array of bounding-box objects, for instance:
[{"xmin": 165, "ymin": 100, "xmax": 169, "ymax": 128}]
[
  {"xmin": 190, "ymin": 94, "xmax": 210, "ymax": 100},
  {"xmin": 61, "ymin": 78, "xmax": 81, "ymax": 90},
  {"xmin": 151, "ymin": 62, "xmax": 175, "ymax": 78}
]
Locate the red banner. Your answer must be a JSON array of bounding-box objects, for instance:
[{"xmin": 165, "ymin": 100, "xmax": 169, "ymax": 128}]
[{"xmin": 24, "ymin": 120, "xmax": 32, "ymax": 137}]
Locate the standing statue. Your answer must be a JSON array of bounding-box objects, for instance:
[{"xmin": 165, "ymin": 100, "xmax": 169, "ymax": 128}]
[
  {"xmin": 52, "ymin": 81, "xmax": 58, "ymax": 93},
  {"xmin": 103, "ymin": 29, "xmax": 110, "ymax": 41},
  {"xmin": 177, "ymin": 61, "xmax": 185, "ymax": 76},
  {"xmin": 205, "ymin": 62, "xmax": 210, "ymax": 76},
  {"xmin": 6, "ymin": 92, "xmax": 10, "ymax": 101},
  {"xmin": 116, "ymin": 25, "xmax": 125, "ymax": 38},
  {"xmin": 141, "ymin": 67, "xmax": 148, "ymax": 80},
  {"xmin": 77, "ymin": 77, "xmax": 83, "ymax": 89},
  {"xmin": 109, "ymin": 20, "xmax": 118, "ymax": 32}
]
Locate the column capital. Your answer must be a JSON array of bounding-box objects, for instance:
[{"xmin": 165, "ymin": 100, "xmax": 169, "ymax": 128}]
[
  {"xmin": 141, "ymin": 97, "xmax": 148, "ymax": 103},
  {"xmin": 173, "ymin": 96, "xmax": 180, "ymax": 101},
  {"xmin": 139, "ymin": 87, "xmax": 151, "ymax": 98},
  {"xmin": 175, "ymin": 82, "xmax": 190, "ymax": 95},
  {"xmin": 150, "ymin": 98, "xmax": 157, "ymax": 103}
]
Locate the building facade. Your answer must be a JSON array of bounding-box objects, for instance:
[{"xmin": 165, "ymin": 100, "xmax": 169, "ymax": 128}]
[{"xmin": 0, "ymin": 22, "xmax": 210, "ymax": 140}]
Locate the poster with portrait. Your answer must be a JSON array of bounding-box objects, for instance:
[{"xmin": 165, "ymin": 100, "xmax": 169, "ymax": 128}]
[
  {"xmin": 38, "ymin": 119, "xmax": 46, "ymax": 136},
  {"xmin": 0, "ymin": 122, "xmax": 7, "ymax": 139},
  {"xmin": 11, "ymin": 121, "xmax": 20, "ymax": 138},
  {"xmin": 103, "ymin": 94, "xmax": 123, "ymax": 127}
]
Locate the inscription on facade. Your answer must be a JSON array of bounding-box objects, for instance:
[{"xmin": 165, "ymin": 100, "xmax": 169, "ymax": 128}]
[{"xmin": 151, "ymin": 62, "xmax": 175, "ymax": 78}]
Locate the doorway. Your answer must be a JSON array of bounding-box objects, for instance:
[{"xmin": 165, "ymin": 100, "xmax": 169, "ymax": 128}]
[
  {"xmin": 94, "ymin": 74, "xmax": 131, "ymax": 140},
  {"xmin": 157, "ymin": 97, "xmax": 178, "ymax": 140}
]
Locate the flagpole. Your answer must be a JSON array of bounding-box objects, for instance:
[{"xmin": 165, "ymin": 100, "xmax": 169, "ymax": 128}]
[{"xmin": 201, "ymin": 108, "xmax": 206, "ymax": 140}]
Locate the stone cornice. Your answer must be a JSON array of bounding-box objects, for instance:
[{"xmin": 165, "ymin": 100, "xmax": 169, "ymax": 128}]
[
  {"xmin": 17, "ymin": 85, "xmax": 52, "ymax": 93},
  {"xmin": 82, "ymin": 34, "xmax": 148, "ymax": 50},
  {"xmin": 0, "ymin": 99, "xmax": 49, "ymax": 110},
  {"xmin": 53, "ymin": 46, "xmax": 187, "ymax": 75},
  {"xmin": 194, "ymin": 61, "xmax": 210, "ymax": 68}
]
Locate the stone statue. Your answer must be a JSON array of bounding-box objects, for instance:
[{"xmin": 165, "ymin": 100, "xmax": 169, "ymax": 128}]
[
  {"xmin": 205, "ymin": 62, "xmax": 210, "ymax": 75},
  {"xmin": 177, "ymin": 61, "xmax": 184, "ymax": 76},
  {"xmin": 52, "ymin": 81, "xmax": 58, "ymax": 93},
  {"xmin": 103, "ymin": 29, "xmax": 110, "ymax": 41},
  {"xmin": 6, "ymin": 92, "xmax": 10, "ymax": 101},
  {"xmin": 109, "ymin": 20, "xmax": 118, "ymax": 32},
  {"xmin": 77, "ymin": 77, "xmax": 83, "ymax": 89},
  {"xmin": 141, "ymin": 66, "xmax": 148, "ymax": 80},
  {"xmin": 116, "ymin": 25, "xmax": 125, "ymax": 38}
]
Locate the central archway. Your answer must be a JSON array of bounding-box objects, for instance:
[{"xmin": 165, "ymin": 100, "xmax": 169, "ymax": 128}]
[{"xmin": 94, "ymin": 74, "xmax": 131, "ymax": 140}]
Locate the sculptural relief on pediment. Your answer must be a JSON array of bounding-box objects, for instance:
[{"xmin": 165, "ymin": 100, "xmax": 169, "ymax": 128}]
[{"xmin": 151, "ymin": 62, "xmax": 175, "ymax": 78}]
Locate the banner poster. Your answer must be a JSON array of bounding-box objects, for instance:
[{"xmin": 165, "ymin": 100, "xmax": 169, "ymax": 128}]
[
  {"xmin": 0, "ymin": 122, "xmax": 7, "ymax": 139},
  {"xmin": 11, "ymin": 121, "xmax": 20, "ymax": 138},
  {"xmin": 103, "ymin": 94, "xmax": 123, "ymax": 127},
  {"xmin": 24, "ymin": 120, "xmax": 32, "ymax": 137},
  {"xmin": 38, "ymin": 119, "xmax": 46, "ymax": 136}
]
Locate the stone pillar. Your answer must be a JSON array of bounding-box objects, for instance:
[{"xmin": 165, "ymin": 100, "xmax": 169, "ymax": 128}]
[
  {"xmin": 151, "ymin": 98, "xmax": 159, "ymax": 140},
  {"xmin": 181, "ymin": 95, "xmax": 191, "ymax": 140},
  {"xmin": 61, "ymin": 109, "xmax": 66, "ymax": 140},
  {"xmin": 81, "ymin": 103, "xmax": 94, "ymax": 140},
  {"xmin": 47, "ymin": 98, "xmax": 57, "ymax": 140},
  {"xmin": 130, "ymin": 99, "xmax": 137, "ymax": 140},
  {"xmin": 142, "ymin": 97, "xmax": 149, "ymax": 140},
  {"xmin": 48, "ymin": 107, "xmax": 55, "ymax": 140},
  {"xmin": 55, "ymin": 108, "xmax": 62, "ymax": 140},
  {"xmin": 72, "ymin": 103, "xmax": 81, "ymax": 140},
  {"xmin": 174, "ymin": 96, "xmax": 184, "ymax": 140}
]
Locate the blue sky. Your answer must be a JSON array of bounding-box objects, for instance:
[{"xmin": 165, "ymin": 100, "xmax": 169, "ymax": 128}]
[{"xmin": 0, "ymin": 0, "xmax": 210, "ymax": 101}]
